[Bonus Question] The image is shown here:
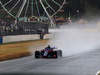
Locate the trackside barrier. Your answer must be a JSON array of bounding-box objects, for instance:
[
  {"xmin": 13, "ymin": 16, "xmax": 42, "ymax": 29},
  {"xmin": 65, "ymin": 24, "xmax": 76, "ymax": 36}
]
[
  {"xmin": 0, "ymin": 34, "xmax": 53, "ymax": 44},
  {"xmin": 0, "ymin": 37, "xmax": 3, "ymax": 44}
]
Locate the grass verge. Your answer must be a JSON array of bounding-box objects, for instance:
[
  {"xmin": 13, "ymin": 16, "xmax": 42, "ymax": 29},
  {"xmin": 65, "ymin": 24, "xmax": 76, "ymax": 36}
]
[{"xmin": 0, "ymin": 39, "xmax": 49, "ymax": 62}]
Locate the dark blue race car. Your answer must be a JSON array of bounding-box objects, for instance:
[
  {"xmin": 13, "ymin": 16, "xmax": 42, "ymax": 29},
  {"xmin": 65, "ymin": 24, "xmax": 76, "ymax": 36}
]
[{"xmin": 35, "ymin": 45, "xmax": 62, "ymax": 58}]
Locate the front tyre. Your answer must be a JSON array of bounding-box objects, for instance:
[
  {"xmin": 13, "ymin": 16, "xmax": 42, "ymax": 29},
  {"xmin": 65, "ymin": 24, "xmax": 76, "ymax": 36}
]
[{"xmin": 35, "ymin": 51, "xmax": 40, "ymax": 58}]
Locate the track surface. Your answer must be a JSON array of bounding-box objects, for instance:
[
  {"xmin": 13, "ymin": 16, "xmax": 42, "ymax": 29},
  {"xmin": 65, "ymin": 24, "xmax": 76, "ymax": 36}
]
[
  {"xmin": 0, "ymin": 49, "xmax": 100, "ymax": 75},
  {"xmin": 0, "ymin": 27, "xmax": 100, "ymax": 75}
]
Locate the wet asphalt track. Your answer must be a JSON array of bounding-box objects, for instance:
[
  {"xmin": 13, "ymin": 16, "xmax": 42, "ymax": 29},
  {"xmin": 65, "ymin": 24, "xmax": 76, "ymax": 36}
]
[{"xmin": 0, "ymin": 49, "xmax": 100, "ymax": 75}]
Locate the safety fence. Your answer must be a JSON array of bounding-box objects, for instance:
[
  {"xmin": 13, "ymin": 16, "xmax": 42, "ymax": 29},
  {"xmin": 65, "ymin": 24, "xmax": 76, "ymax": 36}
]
[{"xmin": 0, "ymin": 22, "xmax": 49, "ymax": 37}]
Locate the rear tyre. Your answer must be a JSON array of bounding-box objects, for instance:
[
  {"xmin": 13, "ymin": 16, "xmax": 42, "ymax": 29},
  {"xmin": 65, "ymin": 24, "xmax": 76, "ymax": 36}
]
[
  {"xmin": 53, "ymin": 51, "xmax": 58, "ymax": 58},
  {"xmin": 58, "ymin": 50, "xmax": 62, "ymax": 57},
  {"xmin": 59, "ymin": 50, "xmax": 62, "ymax": 57},
  {"xmin": 35, "ymin": 51, "xmax": 40, "ymax": 58}
]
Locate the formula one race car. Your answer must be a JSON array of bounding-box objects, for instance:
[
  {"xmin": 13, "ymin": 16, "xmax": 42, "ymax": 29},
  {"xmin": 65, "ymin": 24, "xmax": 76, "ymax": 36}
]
[{"xmin": 35, "ymin": 45, "xmax": 62, "ymax": 58}]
